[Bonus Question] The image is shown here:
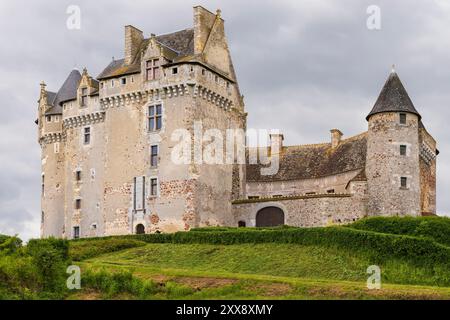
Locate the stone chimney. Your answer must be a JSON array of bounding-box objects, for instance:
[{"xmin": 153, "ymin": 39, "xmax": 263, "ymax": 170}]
[
  {"xmin": 193, "ymin": 6, "xmax": 217, "ymax": 54},
  {"xmin": 124, "ymin": 25, "xmax": 144, "ymax": 65},
  {"xmin": 269, "ymin": 133, "xmax": 284, "ymax": 149},
  {"xmin": 330, "ymin": 129, "xmax": 343, "ymax": 148}
]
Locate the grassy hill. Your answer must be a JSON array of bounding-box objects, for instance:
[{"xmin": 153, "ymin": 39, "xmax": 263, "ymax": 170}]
[{"xmin": 2, "ymin": 216, "xmax": 450, "ymax": 299}]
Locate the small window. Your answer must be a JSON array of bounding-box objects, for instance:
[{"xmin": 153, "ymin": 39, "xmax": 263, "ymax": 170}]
[
  {"xmin": 151, "ymin": 145, "xmax": 158, "ymax": 167},
  {"xmin": 46, "ymin": 116, "xmax": 52, "ymax": 123},
  {"xmin": 81, "ymin": 88, "xmax": 88, "ymax": 107},
  {"xmin": 91, "ymin": 223, "xmax": 97, "ymax": 230},
  {"xmin": 73, "ymin": 226, "xmax": 80, "ymax": 239},
  {"xmin": 41, "ymin": 175, "xmax": 45, "ymax": 195},
  {"xmin": 100, "ymin": 82, "xmax": 104, "ymax": 89},
  {"xmin": 111, "ymin": 80, "xmax": 114, "ymax": 88},
  {"xmin": 215, "ymin": 75, "xmax": 219, "ymax": 83},
  {"xmin": 400, "ymin": 113, "xmax": 407, "ymax": 125},
  {"xmin": 148, "ymin": 105, "xmax": 162, "ymax": 132},
  {"xmin": 202, "ymin": 69, "xmax": 206, "ymax": 76},
  {"xmin": 54, "ymin": 116, "xmax": 59, "ymax": 123},
  {"xmin": 172, "ymin": 67, "xmax": 178, "ymax": 75},
  {"xmin": 75, "ymin": 170, "xmax": 82, "ymax": 182},
  {"xmin": 75, "ymin": 199, "xmax": 81, "ymax": 210},
  {"xmin": 84, "ymin": 127, "xmax": 91, "ymax": 145},
  {"xmin": 41, "ymin": 211, "xmax": 45, "ymax": 224},
  {"xmin": 400, "ymin": 145, "xmax": 407, "ymax": 156},
  {"xmin": 327, "ymin": 189, "xmax": 335, "ymax": 194},
  {"xmin": 54, "ymin": 142, "xmax": 60, "ymax": 154},
  {"xmin": 238, "ymin": 221, "xmax": 246, "ymax": 228},
  {"xmin": 400, "ymin": 177, "xmax": 408, "ymax": 189},
  {"xmin": 306, "ymin": 192, "xmax": 317, "ymax": 195},
  {"xmin": 150, "ymin": 178, "xmax": 158, "ymax": 196},
  {"xmin": 121, "ymin": 78, "xmax": 127, "ymax": 85},
  {"xmin": 131, "ymin": 77, "xmax": 134, "ymax": 83}
]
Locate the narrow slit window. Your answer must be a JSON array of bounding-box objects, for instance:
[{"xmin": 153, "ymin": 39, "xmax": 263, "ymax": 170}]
[
  {"xmin": 81, "ymin": 88, "xmax": 88, "ymax": 107},
  {"xmin": 76, "ymin": 170, "xmax": 82, "ymax": 182},
  {"xmin": 73, "ymin": 226, "xmax": 80, "ymax": 239},
  {"xmin": 75, "ymin": 199, "xmax": 82, "ymax": 210}
]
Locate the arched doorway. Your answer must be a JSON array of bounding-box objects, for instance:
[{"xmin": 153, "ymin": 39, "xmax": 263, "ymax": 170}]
[
  {"xmin": 256, "ymin": 207, "xmax": 285, "ymax": 227},
  {"xmin": 136, "ymin": 224, "xmax": 145, "ymax": 235}
]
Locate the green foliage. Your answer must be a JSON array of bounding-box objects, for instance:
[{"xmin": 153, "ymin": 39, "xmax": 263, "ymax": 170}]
[
  {"xmin": 0, "ymin": 235, "xmax": 22, "ymax": 255},
  {"xmin": 124, "ymin": 226, "xmax": 450, "ymax": 267},
  {"xmin": 348, "ymin": 216, "xmax": 450, "ymax": 247},
  {"xmin": 69, "ymin": 238, "xmax": 146, "ymax": 261}
]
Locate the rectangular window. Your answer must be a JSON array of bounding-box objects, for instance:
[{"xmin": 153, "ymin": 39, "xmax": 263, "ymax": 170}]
[
  {"xmin": 75, "ymin": 170, "xmax": 82, "ymax": 182},
  {"xmin": 146, "ymin": 59, "xmax": 160, "ymax": 81},
  {"xmin": 111, "ymin": 80, "xmax": 114, "ymax": 88},
  {"xmin": 46, "ymin": 116, "xmax": 51, "ymax": 123},
  {"xmin": 41, "ymin": 211, "xmax": 45, "ymax": 224},
  {"xmin": 400, "ymin": 145, "xmax": 407, "ymax": 156},
  {"xmin": 151, "ymin": 145, "xmax": 158, "ymax": 167},
  {"xmin": 54, "ymin": 142, "xmax": 60, "ymax": 154},
  {"xmin": 148, "ymin": 105, "xmax": 162, "ymax": 132},
  {"xmin": 41, "ymin": 175, "xmax": 45, "ymax": 195},
  {"xmin": 172, "ymin": 67, "xmax": 178, "ymax": 75},
  {"xmin": 84, "ymin": 127, "xmax": 91, "ymax": 145},
  {"xmin": 73, "ymin": 226, "xmax": 80, "ymax": 239},
  {"xmin": 81, "ymin": 88, "xmax": 88, "ymax": 107},
  {"xmin": 401, "ymin": 177, "xmax": 408, "ymax": 189},
  {"xmin": 75, "ymin": 199, "xmax": 81, "ymax": 210},
  {"xmin": 327, "ymin": 189, "xmax": 335, "ymax": 194},
  {"xmin": 121, "ymin": 78, "xmax": 127, "ymax": 85},
  {"xmin": 150, "ymin": 178, "xmax": 158, "ymax": 196},
  {"xmin": 400, "ymin": 113, "xmax": 407, "ymax": 124}
]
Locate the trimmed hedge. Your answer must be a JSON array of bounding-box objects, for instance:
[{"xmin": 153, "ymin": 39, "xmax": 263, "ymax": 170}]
[
  {"xmin": 121, "ymin": 227, "xmax": 450, "ymax": 267},
  {"xmin": 348, "ymin": 216, "xmax": 450, "ymax": 247},
  {"xmin": 70, "ymin": 238, "xmax": 146, "ymax": 261}
]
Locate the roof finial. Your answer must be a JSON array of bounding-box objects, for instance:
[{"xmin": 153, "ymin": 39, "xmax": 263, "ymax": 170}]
[
  {"xmin": 391, "ymin": 64, "xmax": 396, "ymax": 74},
  {"xmin": 216, "ymin": 9, "xmax": 222, "ymax": 18}
]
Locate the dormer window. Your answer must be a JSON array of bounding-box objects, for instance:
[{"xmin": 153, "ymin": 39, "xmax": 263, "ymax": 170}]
[
  {"xmin": 146, "ymin": 59, "xmax": 160, "ymax": 81},
  {"xmin": 399, "ymin": 113, "xmax": 407, "ymax": 125},
  {"xmin": 80, "ymin": 88, "xmax": 88, "ymax": 107}
]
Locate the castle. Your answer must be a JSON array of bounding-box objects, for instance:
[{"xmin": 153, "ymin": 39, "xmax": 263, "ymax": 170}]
[{"xmin": 37, "ymin": 6, "xmax": 438, "ymax": 239}]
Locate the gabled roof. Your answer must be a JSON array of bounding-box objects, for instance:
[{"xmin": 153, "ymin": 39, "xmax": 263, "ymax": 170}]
[
  {"xmin": 246, "ymin": 132, "xmax": 368, "ymax": 182},
  {"xmin": 367, "ymin": 71, "xmax": 421, "ymax": 120},
  {"xmin": 97, "ymin": 28, "xmax": 195, "ymax": 80}
]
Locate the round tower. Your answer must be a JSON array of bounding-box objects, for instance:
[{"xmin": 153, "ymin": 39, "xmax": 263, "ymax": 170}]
[{"xmin": 366, "ymin": 69, "xmax": 421, "ymax": 217}]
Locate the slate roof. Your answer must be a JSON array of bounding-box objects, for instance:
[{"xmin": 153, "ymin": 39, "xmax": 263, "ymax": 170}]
[
  {"xmin": 97, "ymin": 28, "xmax": 194, "ymax": 80},
  {"xmin": 43, "ymin": 69, "xmax": 82, "ymax": 115},
  {"xmin": 367, "ymin": 71, "xmax": 421, "ymax": 120},
  {"xmin": 246, "ymin": 132, "xmax": 368, "ymax": 182}
]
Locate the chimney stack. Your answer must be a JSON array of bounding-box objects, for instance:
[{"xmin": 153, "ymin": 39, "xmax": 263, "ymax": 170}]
[
  {"xmin": 124, "ymin": 25, "xmax": 144, "ymax": 65},
  {"xmin": 269, "ymin": 133, "xmax": 284, "ymax": 149},
  {"xmin": 193, "ymin": 6, "xmax": 217, "ymax": 54},
  {"xmin": 330, "ymin": 129, "xmax": 343, "ymax": 148}
]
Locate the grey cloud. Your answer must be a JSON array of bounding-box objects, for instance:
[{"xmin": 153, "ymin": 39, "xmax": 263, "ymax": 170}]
[{"xmin": 0, "ymin": 0, "xmax": 448, "ymax": 240}]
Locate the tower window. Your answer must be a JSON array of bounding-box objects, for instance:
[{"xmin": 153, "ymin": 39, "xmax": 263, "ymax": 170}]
[
  {"xmin": 121, "ymin": 78, "xmax": 127, "ymax": 85},
  {"xmin": 146, "ymin": 59, "xmax": 160, "ymax": 81},
  {"xmin": 41, "ymin": 211, "xmax": 45, "ymax": 224},
  {"xmin": 327, "ymin": 189, "xmax": 335, "ymax": 194},
  {"xmin": 75, "ymin": 170, "xmax": 82, "ymax": 182},
  {"xmin": 75, "ymin": 199, "xmax": 82, "ymax": 210},
  {"xmin": 80, "ymin": 88, "xmax": 88, "ymax": 107},
  {"xmin": 148, "ymin": 105, "xmax": 162, "ymax": 132},
  {"xmin": 41, "ymin": 175, "xmax": 45, "ymax": 196},
  {"xmin": 46, "ymin": 116, "xmax": 52, "ymax": 123},
  {"xmin": 84, "ymin": 127, "xmax": 91, "ymax": 145},
  {"xmin": 399, "ymin": 113, "xmax": 407, "ymax": 125},
  {"xmin": 400, "ymin": 177, "xmax": 408, "ymax": 189},
  {"xmin": 400, "ymin": 145, "xmax": 407, "ymax": 156},
  {"xmin": 151, "ymin": 145, "xmax": 158, "ymax": 167},
  {"xmin": 73, "ymin": 226, "xmax": 80, "ymax": 239},
  {"xmin": 150, "ymin": 178, "xmax": 158, "ymax": 196},
  {"xmin": 172, "ymin": 67, "xmax": 178, "ymax": 75}
]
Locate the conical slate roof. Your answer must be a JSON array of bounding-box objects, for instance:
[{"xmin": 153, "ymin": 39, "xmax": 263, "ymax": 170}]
[
  {"xmin": 367, "ymin": 71, "xmax": 421, "ymax": 120},
  {"xmin": 54, "ymin": 69, "xmax": 82, "ymax": 106}
]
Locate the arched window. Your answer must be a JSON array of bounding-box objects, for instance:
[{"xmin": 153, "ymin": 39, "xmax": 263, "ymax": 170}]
[
  {"xmin": 256, "ymin": 207, "xmax": 285, "ymax": 227},
  {"xmin": 136, "ymin": 224, "xmax": 145, "ymax": 235}
]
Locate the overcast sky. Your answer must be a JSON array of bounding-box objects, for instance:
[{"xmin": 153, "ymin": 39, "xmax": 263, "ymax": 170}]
[{"xmin": 0, "ymin": 0, "xmax": 449, "ymax": 240}]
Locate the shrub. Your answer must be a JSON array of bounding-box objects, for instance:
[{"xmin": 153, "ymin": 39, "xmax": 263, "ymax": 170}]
[
  {"xmin": 348, "ymin": 216, "xmax": 450, "ymax": 247},
  {"xmin": 0, "ymin": 236, "xmax": 22, "ymax": 255}
]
